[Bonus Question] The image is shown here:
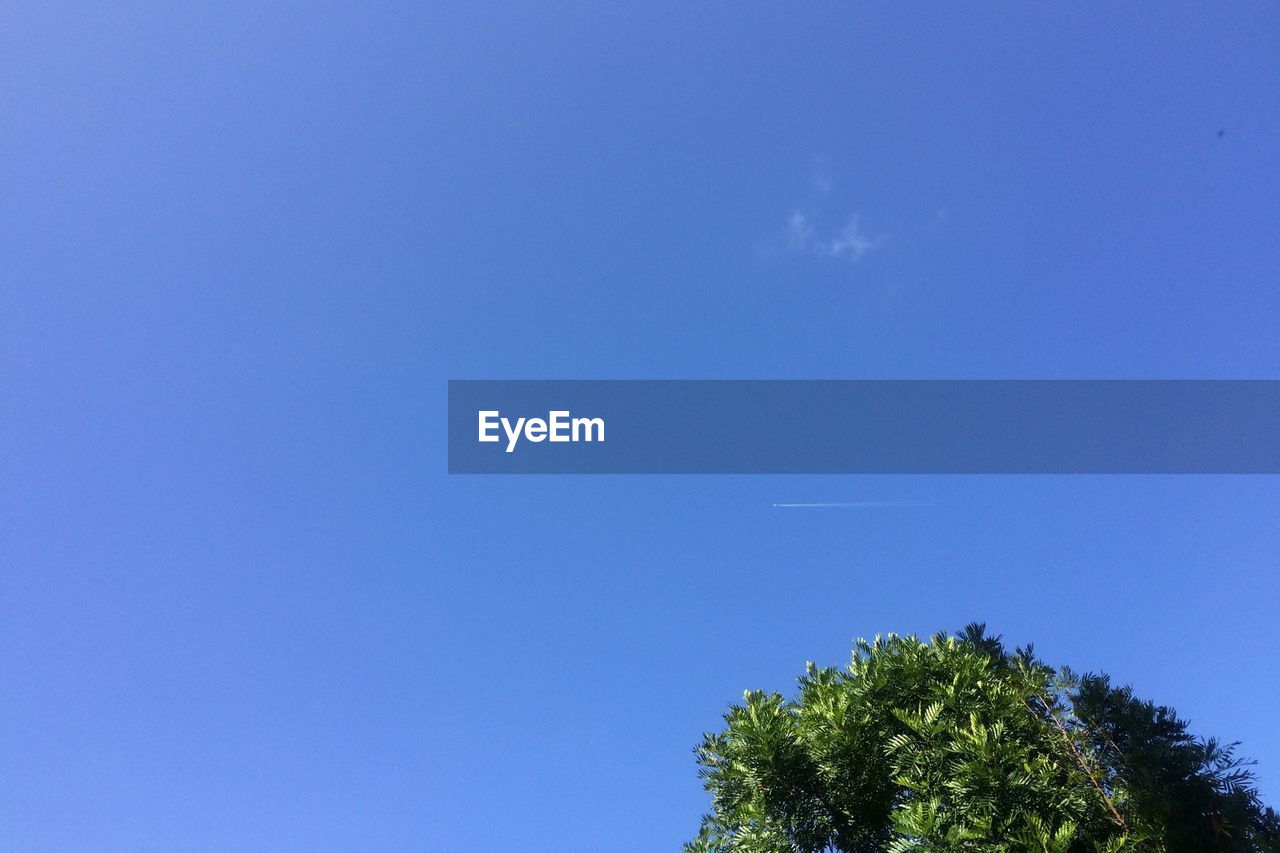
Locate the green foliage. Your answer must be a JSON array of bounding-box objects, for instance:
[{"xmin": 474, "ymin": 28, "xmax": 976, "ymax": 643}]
[{"xmin": 688, "ymin": 625, "xmax": 1277, "ymax": 851}]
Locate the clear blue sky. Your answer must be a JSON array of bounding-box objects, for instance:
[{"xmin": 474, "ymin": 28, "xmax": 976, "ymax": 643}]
[{"xmin": 3, "ymin": 3, "xmax": 1279, "ymax": 850}]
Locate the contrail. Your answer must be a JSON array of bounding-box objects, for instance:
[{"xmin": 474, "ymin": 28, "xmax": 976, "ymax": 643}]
[{"xmin": 772, "ymin": 501, "xmax": 926, "ymax": 508}]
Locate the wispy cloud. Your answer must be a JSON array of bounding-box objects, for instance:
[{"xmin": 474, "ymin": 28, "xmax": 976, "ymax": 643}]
[
  {"xmin": 785, "ymin": 210, "xmax": 885, "ymax": 263},
  {"xmin": 781, "ymin": 166, "xmax": 886, "ymax": 263},
  {"xmin": 787, "ymin": 211, "xmax": 816, "ymax": 250},
  {"xmin": 829, "ymin": 216, "xmax": 883, "ymax": 262}
]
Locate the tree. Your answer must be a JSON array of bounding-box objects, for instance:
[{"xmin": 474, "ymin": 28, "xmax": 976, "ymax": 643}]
[{"xmin": 688, "ymin": 625, "xmax": 1279, "ymax": 851}]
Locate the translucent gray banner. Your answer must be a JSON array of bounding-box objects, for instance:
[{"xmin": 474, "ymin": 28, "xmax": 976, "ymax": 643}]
[{"xmin": 447, "ymin": 381, "xmax": 1279, "ymax": 474}]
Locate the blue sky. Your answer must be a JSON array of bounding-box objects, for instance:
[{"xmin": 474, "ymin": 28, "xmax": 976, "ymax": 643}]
[{"xmin": 3, "ymin": 3, "xmax": 1279, "ymax": 850}]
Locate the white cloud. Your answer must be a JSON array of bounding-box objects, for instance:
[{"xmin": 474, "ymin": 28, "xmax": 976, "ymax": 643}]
[
  {"xmin": 828, "ymin": 216, "xmax": 882, "ymax": 262},
  {"xmin": 779, "ymin": 162, "xmax": 886, "ymax": 264},
  {"xmin": 784, "ymin": 210, "xmax": 885, "ymax": 263},
  {"xmin": 786, "ymin": 211, "xmax": 815, "ymax": 250}
]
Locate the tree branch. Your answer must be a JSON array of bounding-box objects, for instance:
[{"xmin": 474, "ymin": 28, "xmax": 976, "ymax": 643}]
[{"xmin": 1034, "ymin": 695, "xmax": 1128, "ymax": 832}]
